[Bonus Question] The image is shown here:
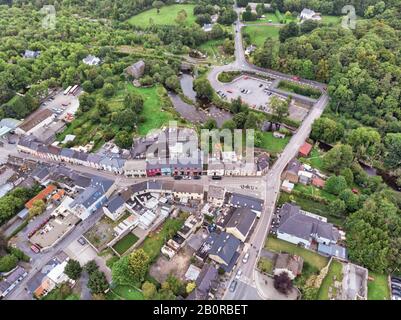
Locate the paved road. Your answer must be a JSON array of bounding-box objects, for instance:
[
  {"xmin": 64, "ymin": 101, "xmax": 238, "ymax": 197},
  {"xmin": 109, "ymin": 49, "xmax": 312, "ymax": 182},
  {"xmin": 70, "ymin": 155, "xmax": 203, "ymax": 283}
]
[{"xmin": 218, "ymin": 4, "xmax": 329, "ymax": 300}]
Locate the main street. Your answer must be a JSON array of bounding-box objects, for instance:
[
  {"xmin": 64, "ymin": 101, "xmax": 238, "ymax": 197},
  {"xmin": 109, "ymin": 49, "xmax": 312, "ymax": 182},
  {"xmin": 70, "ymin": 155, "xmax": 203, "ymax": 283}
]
[{"xmin": 218, "ymin": 4, "xmax": 329, "ymax": 300}]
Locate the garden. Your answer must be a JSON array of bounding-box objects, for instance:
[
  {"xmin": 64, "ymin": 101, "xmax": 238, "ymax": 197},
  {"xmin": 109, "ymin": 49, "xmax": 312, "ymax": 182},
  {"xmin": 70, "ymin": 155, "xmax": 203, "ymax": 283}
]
[
  {"xmin": 112, "ymin": 233, "xmax": 139, "ymax": 256},
  {"xmin": 367, "ymin": 272, "xmax": 390, "ymax": 300}
]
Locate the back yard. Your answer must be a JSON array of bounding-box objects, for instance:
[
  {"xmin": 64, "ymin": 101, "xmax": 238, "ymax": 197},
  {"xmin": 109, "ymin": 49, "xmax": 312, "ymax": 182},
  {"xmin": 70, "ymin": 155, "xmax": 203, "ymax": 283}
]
[
  {"xmin": 367, "ymin": 272, "xmax": 390, "ymax": 300},
  {"xmin": 258, "ymin": 132, "xmax": 290, "ymax": 155},
  {"xmin": 265, "ymin": 236, "xmax": 328, "ymax": 270},
  {"xmin": 317, "ymin": 259, "xmax": 344, "ymax": 300},
  {"xmin": 112, "ymin": 233, "xmax": 139, "ymax": 256},
  {"xmin": 106, "ymin": 285, "xmax": 144, "ymax": 300}
]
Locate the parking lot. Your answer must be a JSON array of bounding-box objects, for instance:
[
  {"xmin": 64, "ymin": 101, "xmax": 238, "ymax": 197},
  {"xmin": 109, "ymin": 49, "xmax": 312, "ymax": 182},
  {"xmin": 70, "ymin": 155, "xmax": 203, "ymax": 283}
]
[
  {"xmin": 217, "ymin": 75, "xmax": 309, "ymax": 122},
  {"xmin": 40, "ymin": 87, "xmax": 81, "ymax": 119}
]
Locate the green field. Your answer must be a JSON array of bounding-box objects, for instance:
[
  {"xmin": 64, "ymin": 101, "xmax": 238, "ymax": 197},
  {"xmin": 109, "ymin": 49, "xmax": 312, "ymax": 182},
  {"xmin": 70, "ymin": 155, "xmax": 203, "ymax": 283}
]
[
  {"xmin": 113, "ymin": 233, "xmax": 139, "ymax": 255},
  {"xmin": 368, "ymin": 272, "xmax": 390, "ymax": 300},
  {"xmin": 258, "ymin": 131, "xmax": 290, "ymax": 154},
  {"xmin": 321, "ymin": 15, "xmax": 342, "ymax": 24},
  {"xmin": 107, "ymin": 285, "xmax": 144, "ymax": 300},
  {"xmin": 318, "ymin": 259, "xmax": 343, "ymax": 300},
  {"xmin": 242, "ymin": 25, "xmax": 281, "ymax": 47},
  {"xmin": 244, "ymin": 13, "xmax": 280, "ymax": 24},
  {"xmin": 299, "ymin": 146, "xmax": 325, "ymax": 172},
  {"xmin": 198, "ymin": 38, "xmax": 234, "ymax": 64},
  {"xmin": 277, "ymin": 80, "xmax": 322, "ymax": 99},
  {"xmin": 129, "ymin": 85, "xmax": 175, "ymax": 136},
  {"xmin": 258, "ymin": 257, "xmax": 274, "ymax": 274},
  {"xmin": 265, "ymin": 236, "xmax": 328, "ymax": 270},
  {"xmin": 128, "ymin": 4, "xmax": 196, "ymax": 27}
]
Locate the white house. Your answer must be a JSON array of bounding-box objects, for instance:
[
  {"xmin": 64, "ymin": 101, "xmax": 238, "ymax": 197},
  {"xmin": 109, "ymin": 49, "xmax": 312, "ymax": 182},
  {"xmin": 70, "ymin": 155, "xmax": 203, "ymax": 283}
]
[
  {"xmin": 124, "ymin": 160, "xmax": 147, "ymax": 177},
  {"xmin": 300, "ymin": 8, "xmax": 321, "ymax": 21},
  {"xmin": 82, "ymin": 55, "xmax": 101, "ymax": 66}
]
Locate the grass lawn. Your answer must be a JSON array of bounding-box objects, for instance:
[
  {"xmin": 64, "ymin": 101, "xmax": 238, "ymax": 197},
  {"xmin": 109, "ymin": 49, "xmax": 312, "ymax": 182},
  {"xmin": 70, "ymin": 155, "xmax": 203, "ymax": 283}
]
[
  {"xmin": 265, "ymin": 236, "xmax": 328, "ymax": 270},
  {"xmin": 198, "ymin": 38, "xmax": 234, "ymax": 65},
  {"xmin": 244, "ymin": 13, "xmax": 280, "ymax": 24},
  {"xmin": 128, "ymin": 4, "xmax": 196, "ymax": 27},
  {"xmin": 368, "ymin": 272, "xmax": 390, "ymax": 300},
  {"xmin": 242, "ymin": 25, "xmax": 281, "ymax": 47},
  {"xmin": 299, "ymin": 146, "xmax": 325, "ymax": 172},
  {"xmin": 277, "ymin": 80, "xmax": 321, "ymax": 99},
  {"xmin": 112, "ymin": 233, "xmax": 139, "ymax": 255},
  {"xmin": 107, "ymin": 285, "xmax": 144, "ymax": 300},
  {"xmin": 278, "ymin": 192, "xmax": 344, "ymax": 227},
  {"xmin": 317, "ymin": 259, "xmax": 343, "ymax": 300},
  {"xmin": 321, "ymin": 15, "xmax": 342, "ymax": 24},
  {"xmin": 258, "ymin": 132, "xmax": 290, "ymax": 154},
  {"xmin": 293, "ymin": 184, "xmax": 337, "ymax": 202},
  {"xmin": 258, "ymin": 257, "xmax": 274, "ymax": 274},
  {"xmin": 127, "ymin": 85, "xmax": 175, "ymax": 136},
  {"xmin": 140, "ymin": 216, "xmax": 186, "ymax": 262}
]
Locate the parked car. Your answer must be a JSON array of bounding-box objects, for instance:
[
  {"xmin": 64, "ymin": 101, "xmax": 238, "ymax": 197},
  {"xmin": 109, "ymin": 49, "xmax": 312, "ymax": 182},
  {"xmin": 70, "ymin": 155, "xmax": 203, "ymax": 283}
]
[
  {"xmin": 174, "ymin": 175, "xmax": 183, "ymax": 180},
  {"xmin": 292, "ymin": 76, "xmax": 300, "ymax": 81},
  {"xmin": 30, "ymin": 244, "xmax": 40, "ymax": 254},
  {"xmin": 229, "ymin": 280, "xmax": 238, "ymax": 292},
  {"xmin": 78, "ymin": 237, "xmax": 87, "ymax": 245},
  {"xmin": 242, "ymin": 252, "xmax": 250, "ymax": 264},
  {"xmin": 235, "ymin": 269, "xmax": 242, "ymax": 279},
  {"xmin": 212, "ymin": 175, "xmax": 222, "ymax": 180},
  {"xmin": 193, "ymin": 175, "xmax": 201, "ymax": 180}
]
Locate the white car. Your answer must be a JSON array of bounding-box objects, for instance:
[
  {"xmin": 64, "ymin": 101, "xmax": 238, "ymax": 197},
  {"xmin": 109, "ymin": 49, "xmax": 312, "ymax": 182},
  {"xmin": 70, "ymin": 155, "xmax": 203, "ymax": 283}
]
[
  {"xmin": 235, "ymin": 269, "xmax": 242, "ymax": 279},
  {"xmin": 242, "ymin": 252, "xmax": 249, "ymax": 263}
]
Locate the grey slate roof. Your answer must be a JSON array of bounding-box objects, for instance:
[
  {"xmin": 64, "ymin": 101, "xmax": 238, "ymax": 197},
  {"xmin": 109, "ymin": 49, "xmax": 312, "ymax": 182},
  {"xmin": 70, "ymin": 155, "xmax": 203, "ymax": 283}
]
[
  {"xmin": 70, "ymin": 176, "xmax": 113, "ymax": 209},
  {"xmin": 278, "ymin": 203, "xmax": 339, "ymax": 242},
  {"xmin": 60, "ymin": 148, "xmax": 75, "ymax": 158},
  {"xmin": 229, "ymin": 193, "xmax": 263, "ymax": 212},
  {"xmin": 206, "ymin": 231, "xmax": 240, "ymax": 266},
  {"xmin": 187, "ymin": 264, "xmax": 218, "ymax": 300},
  {"xmin": 226, "ymin": 207, "xmax": 256, "ymax": 239}
]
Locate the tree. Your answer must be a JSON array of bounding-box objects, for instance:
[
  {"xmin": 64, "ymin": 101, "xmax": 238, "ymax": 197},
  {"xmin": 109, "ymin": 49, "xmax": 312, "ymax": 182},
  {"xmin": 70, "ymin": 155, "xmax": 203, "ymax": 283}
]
[
  {"xmin": 311, "ymin": 117, "xmax": 344, "ymax": 144},
  {"xmin": 157, "ymin": 281, "xmax": 176, "ymax": 300},
  {"xmin": 279, "ymin": 22, "xmax": 299, "ymax": 42},
  {"xmin": 175, "ymin": 9, "xmax": 187, "ymax": 25},
  {"xmin": 324, "ymin": 175, "xmax": 348, "ymax": 196},
  {"xmin": 165, "ymin": 75, "xmax": 180, "ymax": 92},
  {"xmin": 102, "ymin": 83, "xmax": 115, "ymax": 97},
  {"xmin": 114, "ymin": 130, "xmax": 132, "ymax": 149},
  {"xmin": 82, "ymin": 80, "xmax": 94, "ymax": 93},
  {"xmin": 166, "ymin": 274, "xmax": 185, "ymax": 296},
  {"xmin": 340, "ymin": 168, "xmax": 354, "ymax": 186},
  {"xmin": 96, "ymin": 99, "xmax": 110, "ymax": 117},
  {"xmin": 0, "ymin": 254, "xmax": 18, "ymax": 272},
  {"xmin": 273, "ymin": 272, "xmax": 293, "ymax": 294},
  {"xmin": 270, "ymin": 96, "xmax": 289, "ymax": 123},
  {"xmin": 244, "ymin": 112, "xmax": 260, "ymax": 129},
  {"xmin": 142, "ymin": 281, "xmax": 157, "ymax": 300},
  {"xmin": 230, "ymin": 96, "xmax": 244, "ymax": 113},
  {"xmin": 193, "ymin": 78, "xmax": 214, "ymax": 101},
  {"xmin": 222, "ymin": 120, "xmax": 236, "ymax": 131},
  {"xmin": 128, "ymin": 249, "xmax": 150, "ymax": 283},
  {"xmin": 339, "ymin": 189, "xmax": 360, "ymax": 212},
  {"xmin": 322, "ymin": 144, "xmax": 354, "ymax": 173},
  {"xmin": 64, "ymin": 259, "xmax": 82, "ymax": 280},
  {"xmin": 152, "ymin": 1, "xmax": 164, "ymax": 14},
  {"xmin": 222, "ymin": 39, "xmax": 235, "ymax": 55},
  {"xmin": 186, "ymin": 282, "xmax": 196, "ymax": 294},
  {"xmin": 79, "ymin": 93, "xmax": 95, "ymax": 112},
  {"xmin": 328, "ymin": 199, "xmax": 346, "ymax": 217},
  {"xmin": 85, "ymin": 260, "xmax": 99, "ymax": 275},
  {"xmin": 87, "ymin": 270, "xmax": 109, "ymax": 294},
  {"xmin": 113, "ymin": 109, "xmax": 137, "ymax": 129},
  {"xmin": 203, "ymin": 118, "xmax": 217, "ymax": 130},
  {"xmin": 29, "ymin": 199, "xmax": 46, "ymax": 217},
  {"xmin": 112, "ymin": 256, "xmax": 137, "ymax": 286},
  {"xmin": 347, "ymin": 127, "xmax": 381, "ymax": 161},
  {"xmin": 123, "ymin": 91, "xmax": 144, "ymax": 113},
  {"xmin": 384, "ymin": 133, "xmax": 401, "ymax": 169}
]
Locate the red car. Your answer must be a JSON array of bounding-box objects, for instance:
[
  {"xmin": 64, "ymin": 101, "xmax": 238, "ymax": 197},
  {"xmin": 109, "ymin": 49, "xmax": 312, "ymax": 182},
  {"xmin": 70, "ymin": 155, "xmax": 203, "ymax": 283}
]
[
  {"xmin": 244, "ymin": 76, "xmax": 249, "ymax": 80},
  {"xmin": 30, "ymin": 244, "xmax": 40, "ymax": 254},
  {"xmin": 292, "ymin": 76, "xmax": 300, "ymax": 81}
]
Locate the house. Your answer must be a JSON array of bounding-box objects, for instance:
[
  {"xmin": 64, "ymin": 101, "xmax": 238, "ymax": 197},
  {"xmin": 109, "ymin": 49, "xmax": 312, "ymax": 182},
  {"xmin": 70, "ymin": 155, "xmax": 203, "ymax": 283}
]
[
  {"xmin": 224, "ymin": 163, "xmax": 241, "ymax": 176},
  {"xmin": 25, "ymin": 184, "xmax": 57, "ymax": 209},
  {"xmin": 245, "ymin": 45, "xmax": 256, "ymax": 55},
  {"xmin": 103, "ymin": 187, "xmax": 133, "ymax": 221},
  {"xmin": 206, "ymin": 232, "xmax": 240, "ymax": 271},
  {"xmin": 202, "ymin": 23, "xmax": 213, "ymax": 32},
  {"xmin": 16, "ymin": 109, "xmax": 55, "ymax": 135},
  {"xmin": 256, "ymin": 153, "xmax": 269, "ymax": 175},
  {"xmin": 207, "ymin": 186, "xmax": 226, "ymax": 207},
  {"xmin": 0, "ymin": 118, "xmax": 21, "ymax": 138},
  {"xmin": 87, "ymin": 154, "xmax": 102, "ymax": 169},
  {"xmin": 69, "ymin": 176, "xmax": 114, "ymax": 220},
  {"xmin": 173, "ymin": 183, "xmax": 203, "ymax": 201},
  {"xmin": 23, "ymin": 50, "xmax": 40, "ymax": 59},
  {"xmin": 277, "ymin": 203, "xmax": 340, "ymax": 248},
  {"xmin": 186, "ymin": 264, "xmax": 219, "ymax": 300},
  {"xmin": 299, "ymin": 142, "xmax": 313, "ymax": 157},
  {"xmin": 282, "ymin": 158, "xmax": 302, "ymax": 183},
  {"xmin": 177, "ymin": 214, "xmax": 203, "ymax": 240},
  {"xmin": 125, "ymin": 60, "xmax": 145, "ymax": 79},
  {"xmin": 300, "ymin": 8, "xmax": 321, "ymax": 21},
  {"xmin": 99, "ymin": 157, "xmax": 125, "ymax": 174},
  {"xmin": 123, "ymin": 160, "xmax": 147, "ymax": 177},
  {"xmin": 82, "ymin": 55, "xmax": 101, "ymax": 66},
  {"xmin": 312, "ymin": 177, "xmax": 325, "ymax": 189},
  {"xmin": 224, "ymin": 207, "xmax": 257, "ymax": 242},
  {"xmin": 0, "ymin": 266, "xmax": 28, "ymax": 298},
  {"xmin": 281, "ymin": 180, "xmax": 294, "ymax": 193},
  {"xmin": 298, "ymin": 170, "xmax": 313, "ymax": 185},
  {"xmin": 273, "ymin": 253, "xmax": 303, "ymax": 280},
  {"xmin": 211, "ymin": 14, "xmax": 219, "ymax": 23},
  {"xmin": 228, "ymin": 193, "xmax": 263, "ymax": 217}
]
